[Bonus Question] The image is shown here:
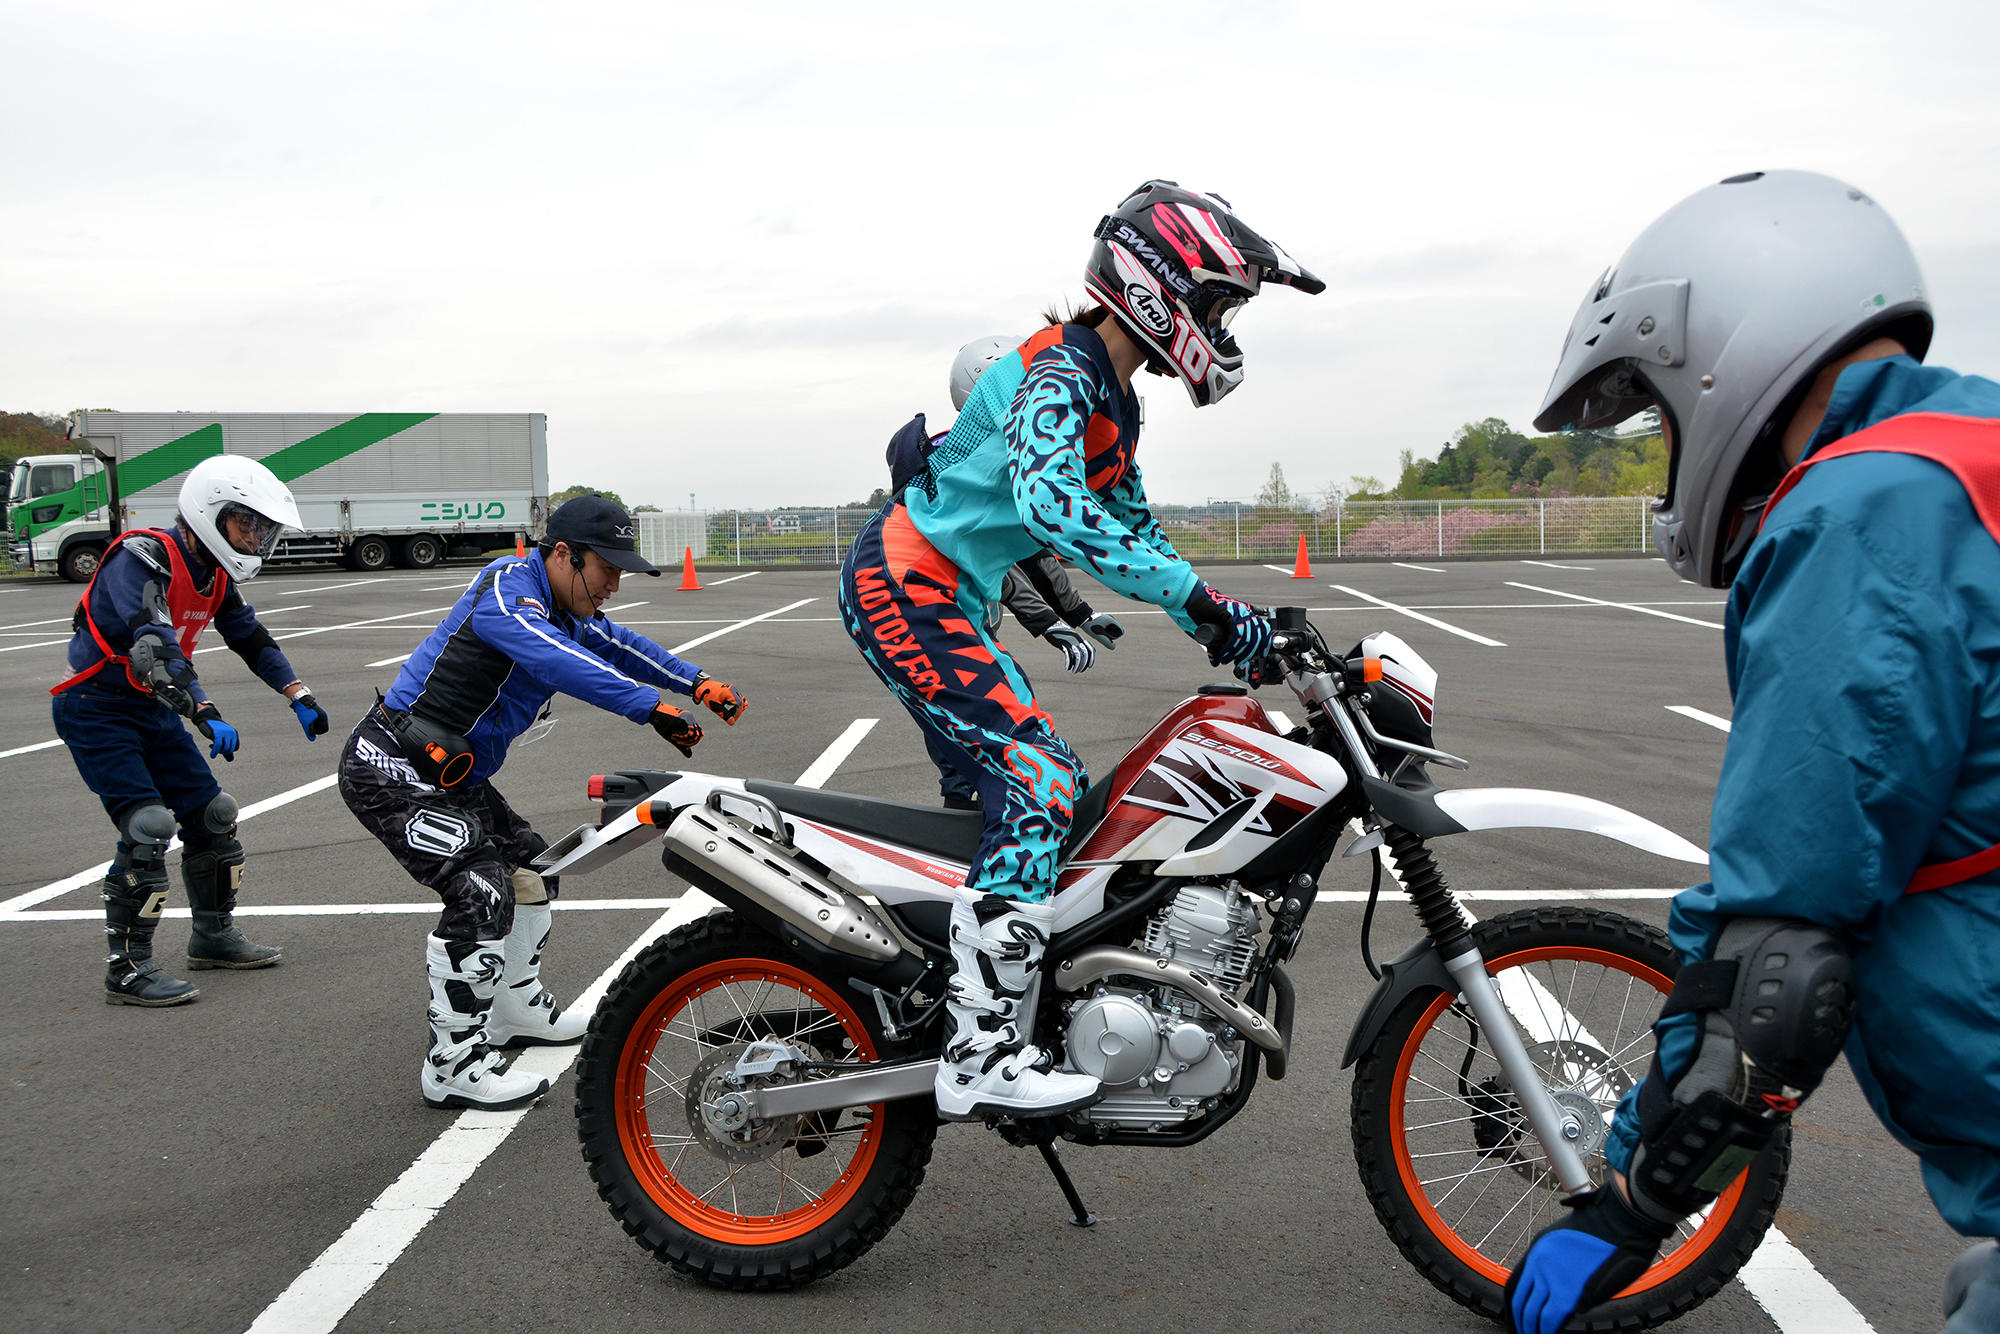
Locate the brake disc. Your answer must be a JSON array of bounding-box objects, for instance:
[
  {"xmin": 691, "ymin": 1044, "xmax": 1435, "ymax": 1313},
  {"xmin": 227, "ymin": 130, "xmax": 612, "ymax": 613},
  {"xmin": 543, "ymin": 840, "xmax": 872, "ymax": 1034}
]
[
  {"xmin": 1466, "ymin": 1039, "xmax": 1632, "ymax": 1184},
  {"xmin": 686, "ymin": 1043, "xmax": 804, "ymax": 1165}
]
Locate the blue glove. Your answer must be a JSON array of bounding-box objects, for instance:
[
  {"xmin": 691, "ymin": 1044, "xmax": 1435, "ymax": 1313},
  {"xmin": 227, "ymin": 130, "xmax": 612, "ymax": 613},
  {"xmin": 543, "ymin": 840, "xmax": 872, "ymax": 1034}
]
[
  {"xmin": 1079, "ymin": 612, "xmax": 1124, "ymax": 650},
  {"xmin": 193, "ymin": 703, "xmax": 240, "ymax": 762},
  {"xmin": 1507, "ymin": 1187, "xmax": 1668, "ymax": 1334},
  {"xmin": 291, "ymin": 691, "xmax": 330, "ymax": 740},
  {"xmin": 1181, "ymin": 583, "xmax": 1273, "ymax": 666}
]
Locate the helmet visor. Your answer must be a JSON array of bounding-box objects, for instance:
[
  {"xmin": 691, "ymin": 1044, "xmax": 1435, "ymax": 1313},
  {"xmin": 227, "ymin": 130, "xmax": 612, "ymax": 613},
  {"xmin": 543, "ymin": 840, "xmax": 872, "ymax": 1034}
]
[{"xmin": 220, "ymin": 503, "xmax": 286, "ymax": 560}]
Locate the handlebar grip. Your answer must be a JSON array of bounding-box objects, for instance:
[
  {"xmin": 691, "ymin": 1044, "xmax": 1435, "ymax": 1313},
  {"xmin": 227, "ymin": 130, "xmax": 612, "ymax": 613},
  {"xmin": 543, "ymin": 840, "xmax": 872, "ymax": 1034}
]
[{"xmin": 1192, "ymin": 624, "xmax": 1221, "ymax": 647}]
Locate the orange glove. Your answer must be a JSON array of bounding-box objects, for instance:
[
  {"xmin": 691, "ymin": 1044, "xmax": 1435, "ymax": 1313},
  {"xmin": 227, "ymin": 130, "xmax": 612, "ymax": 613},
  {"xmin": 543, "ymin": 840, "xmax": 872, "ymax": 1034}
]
[
  {"xmin": 691, "ymin": 673, "xmax": 747, "ymax": 724},
  {"xmin": 647, "ymin": 703, "xmax": 704, "ymax": 757}
]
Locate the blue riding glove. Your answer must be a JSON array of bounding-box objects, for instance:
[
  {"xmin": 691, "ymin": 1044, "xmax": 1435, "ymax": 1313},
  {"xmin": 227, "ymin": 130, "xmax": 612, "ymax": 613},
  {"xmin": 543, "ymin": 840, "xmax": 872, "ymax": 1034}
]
[
  {"xmin": 291, "ymin": 690, "xmax": 330, "ymax": 740},
  {"xmin": 1079, "ymin": 612, "xmax": 1124, "ymax": 651},
  {"xmin": 1181, "ymin": 583, "xmax": 1273, "ymax": 666},
  {"xmin": 1506, "ymin": 1187, "xmax": 1669, "ymax": 1334},
  {"xmin": 193, "ymin": 702, "xmax": 240, "ymax": 762}
]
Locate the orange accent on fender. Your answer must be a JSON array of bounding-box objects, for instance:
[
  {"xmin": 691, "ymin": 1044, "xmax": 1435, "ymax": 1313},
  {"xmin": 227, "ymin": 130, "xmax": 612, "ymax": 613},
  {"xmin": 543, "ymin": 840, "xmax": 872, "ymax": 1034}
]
[{"xmin": 1362, "ymin": 659, "xmax": 1383, "ymax": 682}]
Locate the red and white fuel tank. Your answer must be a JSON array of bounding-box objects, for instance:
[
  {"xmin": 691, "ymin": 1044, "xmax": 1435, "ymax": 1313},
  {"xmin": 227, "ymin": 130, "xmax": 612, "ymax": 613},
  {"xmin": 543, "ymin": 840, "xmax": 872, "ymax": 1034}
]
[{"xmin": 1059, "ymin": 691, "xmax": 1347, "ymax": 888}]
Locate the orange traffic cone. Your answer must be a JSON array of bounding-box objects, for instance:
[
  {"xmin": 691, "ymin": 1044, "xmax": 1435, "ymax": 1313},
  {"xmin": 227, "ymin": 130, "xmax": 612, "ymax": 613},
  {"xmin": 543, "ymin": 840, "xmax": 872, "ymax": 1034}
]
[
  {"xmin": 515, "ymin": 534, "xmax": 526, "ymax": 558},
  {"xmin": 678, "ymin": 546, "xmax": 701, "ymax": 591},
  {"xmin": 1291, "ymin": 533, "xmax": 1314, "ymax": 579}
]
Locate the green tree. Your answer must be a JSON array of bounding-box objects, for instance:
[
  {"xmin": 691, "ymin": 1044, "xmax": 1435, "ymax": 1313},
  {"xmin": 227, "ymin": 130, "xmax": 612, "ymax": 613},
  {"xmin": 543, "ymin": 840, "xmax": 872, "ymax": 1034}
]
[
  {"xmin": 1256, "ymin": 462, "xmax": 1295, "ymax": 509},
  {"xmin": 0, "ymin": 412, "xmax": 72, "ymax": 469},
  {"xmin": 550, "ymin": 485, "xmax": 628, "ymax": 509}
]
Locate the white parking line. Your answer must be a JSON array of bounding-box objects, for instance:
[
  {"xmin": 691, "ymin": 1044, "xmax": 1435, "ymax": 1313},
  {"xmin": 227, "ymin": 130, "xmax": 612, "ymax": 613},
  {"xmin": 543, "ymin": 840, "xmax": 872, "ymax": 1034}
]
[
  {"xmin": 1668, "ymin": 705, "xmax": 1732, "ymax": 733},
  {"xmin": 366, "ymin": 652, "xmax": 414, "ymax": 669},
  {"xmin": 601, "ymin": 600, "xmax": 649, "ymax": 614},
  {"xmin": 255, "ymin": 604, "xmax": 313, "ymax": 616},
  {"xmin": 1393, "ymin": 562, "xmax": 1447, "ymax": 573},
  {"xmin": 0, "ymin": 774, "xmax": 341, "ymax": 914},
  {"xmin": 670, "ymin": 597, "xmax": 816, "ymax": 653},
  {"xmin": 8, "ymin": 898, "xmax": 689, "ymax": 923},
  {"xmin": 422, "ymin": 579, "xmax": 474, "ymax": 592},
  {"xmin": 0, "ymin": 615, "xmax": 78, "ymax": 631},
  {"xmin": 0, "ymin": 738, "xmax": 65, "ymax": 760},
  {"xmin": 0, "ymin": 637, "xmax": 69, "ymax": 654},
  {"xmin": 1508, "ymin": 582, "xmax": 1724, "ymax": 630},
  {"xmin": 244, "ymin": 721, "xmax": 873, "ymax": 1334},
  {"xmin": 195, "ymin": 605, "xmax": 456, "ymax": 655},
  {"xmin": 1332, "ymin": 584, "xmax": 1506, "ymax": 647},
  {"xmin": 704, "ymin": 571, "xmax": 761, "ymax": 586},
  {"xmin": 1520, "ymin": 560, "xmax": 1593, "ymax": 571}
]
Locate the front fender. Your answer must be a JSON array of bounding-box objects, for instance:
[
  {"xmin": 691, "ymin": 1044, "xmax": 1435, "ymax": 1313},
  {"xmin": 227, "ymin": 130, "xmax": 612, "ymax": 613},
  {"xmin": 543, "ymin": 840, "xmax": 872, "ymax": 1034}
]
[
  {"xmin": 1341, "ymin": 937, "xmax": 1456, "ymax": 1068},
  {"xmin": 1360, "ymin": 775, "xmax": 1707, "ymax": 865}
]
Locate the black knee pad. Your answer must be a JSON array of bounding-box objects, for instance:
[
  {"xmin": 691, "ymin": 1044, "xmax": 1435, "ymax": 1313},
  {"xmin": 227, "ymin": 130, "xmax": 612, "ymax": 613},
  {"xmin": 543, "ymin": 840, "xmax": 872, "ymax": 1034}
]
[
  {"xmin": 116, "ymin": 803, "xmax": 178, "ymax": 871},
  {"xmin": 1626, "ymin": 917, "xmax": 1856, "ymax": 1224},
  {"xmin": 181, "ymin": 792, "xmax": 242, "ymax": 857}
]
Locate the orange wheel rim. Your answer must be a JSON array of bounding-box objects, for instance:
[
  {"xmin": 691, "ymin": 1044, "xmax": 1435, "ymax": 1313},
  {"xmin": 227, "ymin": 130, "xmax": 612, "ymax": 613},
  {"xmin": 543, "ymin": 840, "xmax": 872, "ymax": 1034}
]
[
  {"xmin": 1387, "ymin": 944, "xmax": 1748, "ymax": 1293},
  {"xmin": 613, "ymin": 956, "xmax": 885, "ymax": 1244}
]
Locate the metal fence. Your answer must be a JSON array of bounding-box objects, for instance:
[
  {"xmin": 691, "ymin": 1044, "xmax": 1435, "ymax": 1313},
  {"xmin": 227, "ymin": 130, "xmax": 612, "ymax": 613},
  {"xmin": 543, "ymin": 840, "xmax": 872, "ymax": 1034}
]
[{"xmin": 691, "ymin": 497, "xmax": 1654, "ymax": 566}]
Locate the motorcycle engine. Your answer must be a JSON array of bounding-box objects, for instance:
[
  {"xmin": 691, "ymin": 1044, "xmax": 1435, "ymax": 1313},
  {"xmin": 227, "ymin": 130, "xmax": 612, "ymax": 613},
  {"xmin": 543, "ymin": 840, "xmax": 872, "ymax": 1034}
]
[{"xmin": 1061, "ymin": 885, "xmax": 1261, "ymax": 1131}]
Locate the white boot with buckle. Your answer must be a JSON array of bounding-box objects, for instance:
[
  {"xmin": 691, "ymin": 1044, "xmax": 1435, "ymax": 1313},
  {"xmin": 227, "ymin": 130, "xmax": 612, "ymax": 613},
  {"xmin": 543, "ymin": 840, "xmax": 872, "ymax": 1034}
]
[
  {"xmin": 934, "ymin": 889, "xmax": 1099, "ymax": 1122},
  {"xmin": 420, "ymin": 934, "xmax": 550, "ymax": 1111},
  {"xmin": 484, "ymin": 900, "xmax": 588, "ymax": 1048}
]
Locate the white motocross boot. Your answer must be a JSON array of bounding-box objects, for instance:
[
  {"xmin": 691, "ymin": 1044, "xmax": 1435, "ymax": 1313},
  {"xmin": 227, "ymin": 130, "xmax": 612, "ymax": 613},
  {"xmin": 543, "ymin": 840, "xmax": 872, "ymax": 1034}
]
[
  {"xmin": 934, "ymin": 889, "xmax": 1099, "ymax": 1122},
  {"xmin": 484, "ymin": 902, "xmax": 589, "ymax": 1048},
  {"xmin": 420, "ymin": 935, "xmax": 550, "ymax": 1111}
]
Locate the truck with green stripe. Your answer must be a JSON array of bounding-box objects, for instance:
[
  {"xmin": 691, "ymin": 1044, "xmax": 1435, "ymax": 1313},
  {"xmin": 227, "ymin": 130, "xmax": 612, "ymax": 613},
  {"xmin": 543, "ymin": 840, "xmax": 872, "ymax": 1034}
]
[{"xmin": 5, "ymin": 412, "xmax": 549, "ymax": 582}]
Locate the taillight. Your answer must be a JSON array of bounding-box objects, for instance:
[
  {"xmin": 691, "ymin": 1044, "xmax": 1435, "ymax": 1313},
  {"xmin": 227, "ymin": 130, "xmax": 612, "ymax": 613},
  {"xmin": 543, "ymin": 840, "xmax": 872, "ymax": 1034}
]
[{"xmin": 586, "ymin": 774, "xmax": 606, "ymax": 802}]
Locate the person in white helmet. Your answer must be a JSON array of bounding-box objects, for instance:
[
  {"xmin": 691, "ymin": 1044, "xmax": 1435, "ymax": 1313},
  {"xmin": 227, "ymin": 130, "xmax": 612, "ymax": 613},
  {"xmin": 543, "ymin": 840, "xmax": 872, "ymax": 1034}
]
[
  {"xmin": 883, "ymin": 335, "xmax": 1128, "ymax": 809},
  {"xmin": 51, "ymin": 454, "xmax": 330, "ymax": 1007},
  {"xmin": 1507, "ymin": 171, "xmax": 2000, "ymax": 1334}
]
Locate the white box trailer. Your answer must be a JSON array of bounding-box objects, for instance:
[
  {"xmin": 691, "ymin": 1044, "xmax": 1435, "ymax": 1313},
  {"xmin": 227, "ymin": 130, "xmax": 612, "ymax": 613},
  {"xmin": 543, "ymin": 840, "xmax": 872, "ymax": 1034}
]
[{"xmin": 15, "ymin": 412, "xmax": 549, "ymax": 581}]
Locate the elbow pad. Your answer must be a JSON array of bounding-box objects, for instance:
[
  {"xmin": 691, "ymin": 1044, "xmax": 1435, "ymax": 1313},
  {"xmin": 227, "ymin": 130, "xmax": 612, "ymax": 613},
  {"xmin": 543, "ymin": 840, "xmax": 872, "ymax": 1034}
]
[{"xmin": 1625, "ymin": 917, "xmax": 1857, "ymax": 1226}]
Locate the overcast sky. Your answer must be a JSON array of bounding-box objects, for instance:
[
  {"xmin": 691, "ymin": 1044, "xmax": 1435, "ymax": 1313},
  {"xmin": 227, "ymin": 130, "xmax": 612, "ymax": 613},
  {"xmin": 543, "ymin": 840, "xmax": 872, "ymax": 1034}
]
[{"xmin": 6, "ymin": 1, "xmax": 1998, "ymax": 510}]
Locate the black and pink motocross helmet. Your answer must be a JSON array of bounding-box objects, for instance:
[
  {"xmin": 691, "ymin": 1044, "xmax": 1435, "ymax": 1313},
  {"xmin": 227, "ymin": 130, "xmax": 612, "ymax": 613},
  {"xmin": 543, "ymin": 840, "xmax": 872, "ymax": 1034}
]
[{"xmin": 1083, "ymin": 180, "xmax": 1324, "ymax": 407}]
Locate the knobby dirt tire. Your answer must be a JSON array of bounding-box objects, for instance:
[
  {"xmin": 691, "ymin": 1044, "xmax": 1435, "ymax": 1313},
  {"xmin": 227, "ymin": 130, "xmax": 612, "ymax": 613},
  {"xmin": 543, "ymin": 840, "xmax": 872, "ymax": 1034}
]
[
  {"xmin": 1351, "ymin": 906, "xmax": 1788, "ymax": 1329},
  {"xmin": 575, "ymin": 911, "xmax": 937, "ymax": 1290}
]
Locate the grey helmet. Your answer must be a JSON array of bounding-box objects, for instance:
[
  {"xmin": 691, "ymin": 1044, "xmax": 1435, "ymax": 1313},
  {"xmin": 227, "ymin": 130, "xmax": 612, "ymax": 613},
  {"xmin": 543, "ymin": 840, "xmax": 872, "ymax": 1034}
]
[
  {"xmin": 950, "ymin": 334, "xmax": 1016, "ymax": 411},
  {"xmin": 1534, "ymin": 170, "xmax": 1931, "ymax": 588}
]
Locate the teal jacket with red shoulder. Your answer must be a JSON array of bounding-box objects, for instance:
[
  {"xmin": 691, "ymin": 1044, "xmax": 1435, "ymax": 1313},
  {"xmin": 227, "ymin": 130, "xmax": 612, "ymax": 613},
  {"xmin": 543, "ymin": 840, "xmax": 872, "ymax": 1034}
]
[
  {"xmin": 1603, "ymin": 356, "xmax": 2000, "ymax": 1236},
  {"xmin": 906, "ymin": 322, "xmax": 1199, "ymax": 621}
]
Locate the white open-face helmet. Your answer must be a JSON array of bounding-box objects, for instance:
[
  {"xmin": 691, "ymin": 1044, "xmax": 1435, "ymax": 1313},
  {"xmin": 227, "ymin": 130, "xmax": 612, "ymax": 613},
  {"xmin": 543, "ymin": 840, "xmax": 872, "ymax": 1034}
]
[
  {"xmin": 950, "ymin": 334, "xmax": 1017, "ymax": 412},
  {"xmin": 177, "ymin": 454, "xmax": 302, "ymax": 581},
  {"xmin": 1534, "ymin": 171, "xmax": 1931, "ymax": 587}
]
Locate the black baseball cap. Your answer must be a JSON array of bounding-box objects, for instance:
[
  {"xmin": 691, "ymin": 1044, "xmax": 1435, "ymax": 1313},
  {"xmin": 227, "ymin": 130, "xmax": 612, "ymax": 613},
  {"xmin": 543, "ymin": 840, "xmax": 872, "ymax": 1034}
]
[{"xmin": 545, "ymin": 495, "xmax": 660, "ymax": 576}]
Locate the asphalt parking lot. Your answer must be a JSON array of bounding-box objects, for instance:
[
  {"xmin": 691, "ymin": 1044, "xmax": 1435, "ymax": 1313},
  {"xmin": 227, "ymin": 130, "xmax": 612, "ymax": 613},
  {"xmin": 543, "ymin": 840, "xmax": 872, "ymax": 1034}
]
[{"xmin": 0, "ymin": 557, "xmax": 1965, "ymax": 1334}]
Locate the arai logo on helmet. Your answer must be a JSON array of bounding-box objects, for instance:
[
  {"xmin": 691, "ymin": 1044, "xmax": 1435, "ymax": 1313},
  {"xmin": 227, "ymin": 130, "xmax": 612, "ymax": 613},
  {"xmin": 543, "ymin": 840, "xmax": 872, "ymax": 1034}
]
[{"xmin": 1124, "ymin": 282, "xmax": 1174, "ymax": 337}]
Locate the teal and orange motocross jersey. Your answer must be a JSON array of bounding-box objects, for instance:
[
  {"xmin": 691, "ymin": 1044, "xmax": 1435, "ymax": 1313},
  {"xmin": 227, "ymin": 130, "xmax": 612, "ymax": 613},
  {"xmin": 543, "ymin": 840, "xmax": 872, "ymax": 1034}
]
[{"xmin": 905, "ymin": 322, "xmax": 1200, "ymax": 621}]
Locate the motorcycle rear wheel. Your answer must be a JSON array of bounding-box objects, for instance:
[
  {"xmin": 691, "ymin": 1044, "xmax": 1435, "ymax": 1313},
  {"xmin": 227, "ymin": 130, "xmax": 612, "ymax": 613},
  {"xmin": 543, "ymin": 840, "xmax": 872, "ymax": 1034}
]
[
  {"xmin": 575, "ymin": 911, "xmax": 938, "ymax": 1290},
  {"xmin": 1351, "ymin": 906, "xmax": 1788, "ymax": 1329}
]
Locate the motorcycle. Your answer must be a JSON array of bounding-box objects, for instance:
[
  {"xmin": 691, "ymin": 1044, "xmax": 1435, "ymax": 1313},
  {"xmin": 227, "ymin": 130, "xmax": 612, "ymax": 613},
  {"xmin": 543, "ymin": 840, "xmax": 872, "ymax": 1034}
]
[{"xmin": 537, "ymin": 606, "xmax": 1785, "ymax": 1326}]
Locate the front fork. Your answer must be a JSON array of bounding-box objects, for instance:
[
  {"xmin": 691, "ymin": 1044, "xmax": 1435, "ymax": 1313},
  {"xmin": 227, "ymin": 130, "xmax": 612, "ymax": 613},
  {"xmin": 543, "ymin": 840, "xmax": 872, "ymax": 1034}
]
[{"xmin": 1380, "ymin": 824, "xmax": 1593, "ymax": 1195}]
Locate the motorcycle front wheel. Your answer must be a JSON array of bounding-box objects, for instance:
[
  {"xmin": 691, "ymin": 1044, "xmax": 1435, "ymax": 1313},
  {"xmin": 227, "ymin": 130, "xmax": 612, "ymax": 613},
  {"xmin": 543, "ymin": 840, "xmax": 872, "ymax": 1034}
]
[
  {"xmin": 1351, "ymin": 906, "xmax": 1788, "ymax": 1329},
  {"xmin": 574, "ymin": 910, "xmax": 938, "ymax": 1290}
]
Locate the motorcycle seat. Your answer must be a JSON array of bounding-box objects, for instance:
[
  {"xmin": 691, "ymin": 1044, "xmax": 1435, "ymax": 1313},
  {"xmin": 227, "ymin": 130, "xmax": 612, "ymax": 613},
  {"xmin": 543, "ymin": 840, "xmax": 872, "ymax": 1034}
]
[{"xmin": 741, "ymin": 773, "xmax": 1118, "ymax": 869}]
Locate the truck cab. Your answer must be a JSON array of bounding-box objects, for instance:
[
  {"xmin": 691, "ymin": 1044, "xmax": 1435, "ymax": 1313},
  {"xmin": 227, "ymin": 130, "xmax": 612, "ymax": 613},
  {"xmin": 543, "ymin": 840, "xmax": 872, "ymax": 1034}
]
[{"xmin": 7, "ymin": 453, "xmax": 113, "ymax": 582}]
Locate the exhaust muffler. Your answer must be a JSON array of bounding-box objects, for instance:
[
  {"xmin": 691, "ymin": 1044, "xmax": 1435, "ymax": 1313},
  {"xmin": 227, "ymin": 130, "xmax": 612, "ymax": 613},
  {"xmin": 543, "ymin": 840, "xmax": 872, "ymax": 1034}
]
[{"xmin": 647, "ymin": 795, "xmax": 903, "ymax": 962}]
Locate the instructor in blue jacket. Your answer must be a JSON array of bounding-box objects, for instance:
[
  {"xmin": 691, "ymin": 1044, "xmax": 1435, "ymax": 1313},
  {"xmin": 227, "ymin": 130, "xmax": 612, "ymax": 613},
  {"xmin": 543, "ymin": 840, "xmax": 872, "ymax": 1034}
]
[
  {"xmin": 338, "ymin": 495, "xmax": 747, "ymax": 1111},
  {"xmin": 1508, "ymin": 171, "xmax": 2000, "ymax": 1334}
]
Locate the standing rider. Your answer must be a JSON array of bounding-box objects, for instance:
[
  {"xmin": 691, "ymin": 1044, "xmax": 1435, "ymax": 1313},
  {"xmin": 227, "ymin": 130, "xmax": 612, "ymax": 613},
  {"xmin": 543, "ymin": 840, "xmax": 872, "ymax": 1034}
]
[
  {"xmin": 1506, "ymin": 171, "xmax": 2000, "ymax": 1334},
  {"xmin": 884, "ymin": 335, "xmax": 1128, "ymax": 810},
  {"xmin": 338, "ymin": 495, "xmax": 749, "ymax": 1111},
  {"xmin": 52, "ymin": 454, "xmax": 328, "ymax": 1006},
  {"xmin": 838, "ymin": 180, "xmax": 1322, "ymax": 1121}
]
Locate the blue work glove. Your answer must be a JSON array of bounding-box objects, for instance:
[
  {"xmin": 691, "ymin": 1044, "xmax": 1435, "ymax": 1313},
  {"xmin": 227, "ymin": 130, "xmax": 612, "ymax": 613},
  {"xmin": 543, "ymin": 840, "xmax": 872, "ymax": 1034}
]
[
  {"xmin": 290, "ymin": 690, "xmax": 330, "ymax": 740},
  {"xmin": 1043, "ymin": 626, "xmax": 1096, "ymax": 674},
  {"xmin": 1181, "ymin": 583, "xmax": 1273, "ymax": 666},
  {"xmin": 193, "ymin": 702, "xmax": 240, "ymax": 762},
  {"xmin": 1506, "ymin": 1187, "xmax": 1669, "ymax": 1334},
  {"xmin": 1079, "ymin": 612, "xmax": 1124, "ymax": 651}
]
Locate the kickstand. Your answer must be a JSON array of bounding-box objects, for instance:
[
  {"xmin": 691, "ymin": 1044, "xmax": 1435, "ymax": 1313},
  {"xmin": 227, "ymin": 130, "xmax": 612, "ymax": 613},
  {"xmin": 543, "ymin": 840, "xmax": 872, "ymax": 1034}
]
[{"xmin": 1033, "ymin": 1137, "xmax": 1097, "ymax": 1228}]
